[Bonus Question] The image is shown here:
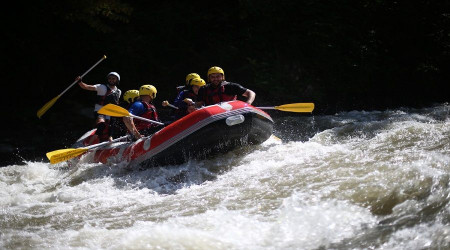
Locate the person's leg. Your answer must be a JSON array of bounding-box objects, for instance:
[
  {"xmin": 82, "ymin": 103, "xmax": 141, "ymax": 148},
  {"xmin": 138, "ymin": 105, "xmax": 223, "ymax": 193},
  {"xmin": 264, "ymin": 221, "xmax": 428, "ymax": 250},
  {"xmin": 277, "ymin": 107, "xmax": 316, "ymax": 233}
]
[{"xmin": 95, "ymin": 115, "xmax": 110, "ymax": 142}]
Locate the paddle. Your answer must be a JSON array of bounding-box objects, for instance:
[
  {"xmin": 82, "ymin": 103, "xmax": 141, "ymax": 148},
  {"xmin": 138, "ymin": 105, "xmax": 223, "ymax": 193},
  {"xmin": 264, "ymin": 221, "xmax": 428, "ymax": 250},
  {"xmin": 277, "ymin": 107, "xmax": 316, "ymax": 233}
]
[
  {"xmin": 46, "ymin": 135, "xmax": 129, "ymax": 164},
  {"xmin": 37, "ymin": 55, "xmax": 107, "ymax": 118},
  {"xmin": 257, "ymin": 103, "xmax": 315, "ymax": 113},
  {"xmin": 162, "ymin": 100, "xmax": 179, "ymax": 109},
  {"xmin": 161, "ymin": 99, "xmax": 195, "ymax": 109},
  {"xmin": 98, "ymin": 104, "xmax": 165, "ymax": 126}
]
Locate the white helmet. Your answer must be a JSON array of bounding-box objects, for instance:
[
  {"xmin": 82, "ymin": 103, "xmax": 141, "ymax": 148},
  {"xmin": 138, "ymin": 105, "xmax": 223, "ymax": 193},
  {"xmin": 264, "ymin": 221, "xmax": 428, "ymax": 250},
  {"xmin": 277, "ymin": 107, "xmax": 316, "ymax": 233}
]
[{"xmin": 107, "ymin": 72, "xmax": 120, "ymax": 82}]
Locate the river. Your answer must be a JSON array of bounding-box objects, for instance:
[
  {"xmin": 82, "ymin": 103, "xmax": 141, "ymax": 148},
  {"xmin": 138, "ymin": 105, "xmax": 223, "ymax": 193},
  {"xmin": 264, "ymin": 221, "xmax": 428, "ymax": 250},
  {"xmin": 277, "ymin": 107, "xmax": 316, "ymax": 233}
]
[{"xmin": 1, "ymin": 103, "xmax": 449, "ymax": 249}]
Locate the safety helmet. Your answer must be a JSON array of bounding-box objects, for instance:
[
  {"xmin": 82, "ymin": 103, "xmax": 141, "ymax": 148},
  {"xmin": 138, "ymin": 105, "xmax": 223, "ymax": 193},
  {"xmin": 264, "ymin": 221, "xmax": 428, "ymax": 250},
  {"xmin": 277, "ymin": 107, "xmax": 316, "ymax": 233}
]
[
  {"xmin": 107, "ymin": 72, "xmax": 120, "ymax": 82},
  {"xmin": 190, "ymin": 78, "xmax": 206, "ymax": 87},
  {"xmin": 123, "ymin": 89, "xmax": 139, "ymax": 104},
  {"xmin": 185, "ymin": 73, "xmax": 200, "ymax": 85},
  {"xmin": 139, "ymin": 84, "xmax": 157, "ymax": 99},
  {"xmin": 207, "ymin": 66, "xmax": 224, "ymax": 78}
]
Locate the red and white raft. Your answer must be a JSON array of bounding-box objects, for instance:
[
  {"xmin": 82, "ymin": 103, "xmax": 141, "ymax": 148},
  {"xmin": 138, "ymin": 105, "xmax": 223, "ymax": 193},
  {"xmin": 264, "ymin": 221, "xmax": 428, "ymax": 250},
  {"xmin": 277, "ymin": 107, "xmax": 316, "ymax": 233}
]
[{"xmin": 71, "ymin": 100, "xmax": 274, "ymax": 168}]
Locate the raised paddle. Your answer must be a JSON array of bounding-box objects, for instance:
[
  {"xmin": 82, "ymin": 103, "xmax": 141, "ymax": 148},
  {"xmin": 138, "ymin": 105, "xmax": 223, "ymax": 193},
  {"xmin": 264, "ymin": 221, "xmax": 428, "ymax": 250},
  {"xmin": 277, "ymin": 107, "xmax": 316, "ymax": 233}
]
[
  {"xmin": 37, "ymin": 55, "xmax": 107, "ymax": 118},
  {"xmin": 98, "ymin": 104, "xmax": 165, "ymax": 126},
  {"xmin": 257, "ymin": 103, "xmax": 315, "ymax": 113},
  {"xmin": 46, "ymin": 135, "xmax": 129, "ymax": 164}
]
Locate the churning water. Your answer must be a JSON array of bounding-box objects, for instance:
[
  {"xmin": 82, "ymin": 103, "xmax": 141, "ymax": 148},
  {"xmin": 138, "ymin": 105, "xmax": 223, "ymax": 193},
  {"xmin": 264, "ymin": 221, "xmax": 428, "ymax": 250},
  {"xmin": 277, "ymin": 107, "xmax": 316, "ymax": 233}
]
[{"xmin": 1, "ymin": 104, "xmax": 449, "ymax": 249}]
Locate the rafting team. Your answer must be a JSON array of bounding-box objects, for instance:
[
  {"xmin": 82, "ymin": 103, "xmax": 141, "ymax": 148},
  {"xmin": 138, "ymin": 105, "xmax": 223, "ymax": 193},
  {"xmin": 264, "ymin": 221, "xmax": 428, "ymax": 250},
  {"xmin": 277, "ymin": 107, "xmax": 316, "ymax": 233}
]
[{"xmin": 76, "ymin": 66, "xmax": 256, "ymax": 142}]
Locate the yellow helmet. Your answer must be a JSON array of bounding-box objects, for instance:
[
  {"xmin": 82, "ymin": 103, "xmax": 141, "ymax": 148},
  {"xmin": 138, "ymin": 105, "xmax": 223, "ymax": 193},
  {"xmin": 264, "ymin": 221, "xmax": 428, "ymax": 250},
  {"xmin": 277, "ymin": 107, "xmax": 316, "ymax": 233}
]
[
  {"xmin": 139, "ymin": 85, "xmax": 157, "ymax": 99},
  {"xmin": 185, "ymin": 73, "xmax": 200, "ymax": 85},
  {"xmin": 123, "ymin": 89, "xmax": 139, "ymax": 104},
  {"xmin": 207, "ymin": 66, "xmax": 224, "ymax": 78},
  {"xmin": 190, "ymin": 78, "xmax": 206, "ymax": 87}
]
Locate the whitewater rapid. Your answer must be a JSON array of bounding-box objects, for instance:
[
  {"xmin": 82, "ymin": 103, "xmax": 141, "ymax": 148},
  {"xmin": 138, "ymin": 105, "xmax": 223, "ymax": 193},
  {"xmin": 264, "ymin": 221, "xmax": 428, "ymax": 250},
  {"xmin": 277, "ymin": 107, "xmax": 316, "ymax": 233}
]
[{"xmin": 1, "ymin": 104, "xmax": 449, "ymax": 249}]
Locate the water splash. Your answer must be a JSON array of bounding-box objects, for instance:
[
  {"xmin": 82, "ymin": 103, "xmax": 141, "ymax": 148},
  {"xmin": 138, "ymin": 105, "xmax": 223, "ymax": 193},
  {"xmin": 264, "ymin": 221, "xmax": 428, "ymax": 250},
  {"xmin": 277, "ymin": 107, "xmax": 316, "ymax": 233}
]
[{"xmin": 1, "ymin": 104, "xmax": 449, "ymax": 249}]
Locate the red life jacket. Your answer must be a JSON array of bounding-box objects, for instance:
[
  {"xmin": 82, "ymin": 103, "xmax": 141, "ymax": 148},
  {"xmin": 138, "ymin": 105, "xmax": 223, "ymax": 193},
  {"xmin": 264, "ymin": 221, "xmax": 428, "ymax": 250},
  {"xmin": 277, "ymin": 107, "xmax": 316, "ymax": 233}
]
[
  {"xmin": 203, "ymin": 82, "xmax": 236, "ymax": 106},
  {"xmin": 97, "ymin": 84, "xmax": 121, "ymax": 106},
  {"xmin": 185, "ymin": 90, "xmax": 198, "ymax": 100},
  {"xmin": 134, "ymin": 101, "xmax": 159, "ymax": 131}
]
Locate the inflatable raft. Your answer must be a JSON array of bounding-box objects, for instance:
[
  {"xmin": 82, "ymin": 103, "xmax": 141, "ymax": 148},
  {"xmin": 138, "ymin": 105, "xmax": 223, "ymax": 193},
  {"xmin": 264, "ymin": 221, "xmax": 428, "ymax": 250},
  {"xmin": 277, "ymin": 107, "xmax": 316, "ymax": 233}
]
[{"xmin": 70, "ymin": 100, "xmax": 274, "ymax": 168}]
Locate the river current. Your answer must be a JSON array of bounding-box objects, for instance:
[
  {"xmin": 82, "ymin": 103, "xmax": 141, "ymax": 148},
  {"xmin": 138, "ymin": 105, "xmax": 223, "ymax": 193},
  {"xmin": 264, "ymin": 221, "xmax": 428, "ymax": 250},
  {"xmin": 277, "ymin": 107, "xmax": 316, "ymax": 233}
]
[{"xmin": 1, "ymin": 104, "xmax": 449, "ymax": 249}]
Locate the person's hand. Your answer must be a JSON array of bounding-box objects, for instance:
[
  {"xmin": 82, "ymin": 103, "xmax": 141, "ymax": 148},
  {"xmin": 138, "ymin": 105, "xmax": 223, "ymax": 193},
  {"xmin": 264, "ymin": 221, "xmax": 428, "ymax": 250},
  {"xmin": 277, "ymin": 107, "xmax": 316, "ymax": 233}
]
[
  {"xmin": 187, "ymin": 104, "xmax": 196, "ymax": 113},
  {"xmin": 194, "ymin": 101, "xmax": 203, "ymax": 108},
  {"xmin": 132, "ymin": 130, "xmax": 142, "ymax": 140},
  {"xmin": 183, "ymin": 98, "xmax": 194, "ymax": 105},
  {"xmin": 76, "ymin": 76, "xmax": 83, "ymax": 86},
  {"xmin": 162, "ymin": 100, "xmax": 169, "ymax": 107},
  {"xmin": 135, "ymin": 133, "xmax": 143, "ymax": 140}
]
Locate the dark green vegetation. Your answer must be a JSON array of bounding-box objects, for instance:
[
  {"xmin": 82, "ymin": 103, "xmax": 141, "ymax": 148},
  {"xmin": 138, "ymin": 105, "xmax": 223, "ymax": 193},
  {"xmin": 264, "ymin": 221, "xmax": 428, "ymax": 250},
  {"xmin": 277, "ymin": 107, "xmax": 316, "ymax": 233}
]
[{"xmin": 2, "ymin": 0, "xmax": 449, "ymax": 165}]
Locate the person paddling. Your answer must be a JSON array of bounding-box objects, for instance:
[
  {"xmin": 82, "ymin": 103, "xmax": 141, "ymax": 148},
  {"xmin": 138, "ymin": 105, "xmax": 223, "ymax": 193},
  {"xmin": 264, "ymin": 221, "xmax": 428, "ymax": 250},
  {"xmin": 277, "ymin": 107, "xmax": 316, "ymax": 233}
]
[
  {"xmin": 163, "ymin": 73, "xmax": 202, "ymax": 121},
  {"xmin": 198, "ymin": 66, "xmax": 255, "ymax": 106},
  {"xmin": 111, "ymin": 89, "xmax": 140, "ymax": 138},
  {"xmin": 76, "ymin": 72, "xmax": 122, "ymax": 142},
  {"xmin": 176, "ymin": 73, "xmax": 201, "ymax": 94},
  {"xmin": 121, "ymin": 89, "xmax": 140, "ymax": 109},
  {"xmin": 171, "ymin": 78, "xmax": 206, "ymax": 118},
  {"xmin": 123, "ymin": 85, "xmax": 161, "ymax": 140}
]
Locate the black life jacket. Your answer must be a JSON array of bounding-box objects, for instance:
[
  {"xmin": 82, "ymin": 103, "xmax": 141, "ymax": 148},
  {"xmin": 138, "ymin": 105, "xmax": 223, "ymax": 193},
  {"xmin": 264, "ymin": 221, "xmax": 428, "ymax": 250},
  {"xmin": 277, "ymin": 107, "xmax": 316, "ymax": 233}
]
[
  {"xmin": 174, "ymin": 89, "xmax": 198, "ymax": 118},
  {"xmin": 97, "ymin": 84, "xmax": 120, "ymax": 106},
  {"xmin": 176, "ymin": 85, "xmax": 185, "ymax": 94}
]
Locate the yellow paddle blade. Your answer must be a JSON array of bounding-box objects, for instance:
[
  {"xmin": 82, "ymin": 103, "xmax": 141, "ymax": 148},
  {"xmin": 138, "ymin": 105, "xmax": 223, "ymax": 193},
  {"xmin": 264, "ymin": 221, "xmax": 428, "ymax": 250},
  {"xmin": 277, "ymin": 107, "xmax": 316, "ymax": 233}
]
[
  {"xmin": 274, "ymin": 103, "xmax": 314, "ymax": 113},
  {"xmin": 37, "ymin": 95, "xmax": 60, "ymax": 118},
  {"xmin": 98, "ymin": 104, "xmax": 130, "ymax": 117},
  {"xmin": 46, "ymin": 148, "xmax": 88, "ymax": 164}
]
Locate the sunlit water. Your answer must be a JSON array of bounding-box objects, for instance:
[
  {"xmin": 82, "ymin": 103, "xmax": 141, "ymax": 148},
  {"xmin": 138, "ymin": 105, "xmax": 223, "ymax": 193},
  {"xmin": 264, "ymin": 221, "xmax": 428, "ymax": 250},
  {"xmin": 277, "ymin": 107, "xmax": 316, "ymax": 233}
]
[{"xmin": 1, "ymin": 104, "xmax": 449, "ymax": 249}]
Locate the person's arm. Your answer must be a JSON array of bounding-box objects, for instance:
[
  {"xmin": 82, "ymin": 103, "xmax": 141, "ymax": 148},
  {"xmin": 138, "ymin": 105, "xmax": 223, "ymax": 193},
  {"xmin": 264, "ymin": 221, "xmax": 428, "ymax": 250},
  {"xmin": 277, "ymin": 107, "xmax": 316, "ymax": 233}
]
[
  {"xmin": 123, "ymin": 117, "xmax": 142, "ymax": 139},
  {"xmin": 123, "ymin": 102, "xmax": 144, "ymax": 139},
  {"xmin": 242, "ymin": 89, "xmax": 256, "ymax": 104},
  {"xmin": 225, "ymin": 82, "xmax": 255, "ymax": 104},
  {"xmin": 76, "ymin": 76, "xmax": 96, "ymax": 91},
  {"xmin": 173, "ymin": 91, "xmax": 187, "ymax": 107}
]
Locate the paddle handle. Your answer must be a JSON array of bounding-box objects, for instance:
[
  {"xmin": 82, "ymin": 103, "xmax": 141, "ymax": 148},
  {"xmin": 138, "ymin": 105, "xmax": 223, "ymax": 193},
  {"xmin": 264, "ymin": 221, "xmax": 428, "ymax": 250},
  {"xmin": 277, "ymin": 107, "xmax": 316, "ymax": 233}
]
[
  {"xmin": 130, "ymin": 114, "xmax": 165, "ymax": 126},
  {"xmin": 162, "ymin": 101, "xmax": 179, "ymax": 109},
  {"xmin": 59, "ymin": 55, "xmax": 107, "ymax": 97}
]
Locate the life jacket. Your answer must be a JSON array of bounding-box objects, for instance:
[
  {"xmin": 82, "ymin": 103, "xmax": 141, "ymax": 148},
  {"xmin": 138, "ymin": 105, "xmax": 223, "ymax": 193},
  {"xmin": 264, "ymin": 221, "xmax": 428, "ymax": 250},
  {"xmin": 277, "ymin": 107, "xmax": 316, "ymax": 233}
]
[
  {"xmin": 203, "ymin": 81, "xmax": 237, "ymax": 106},
  {"xmin": 134, "ymin": 101, "xmax": 159, "ymax": 131},
  {"xmin": 97, "ymin": 84, "xmax": 120, "ymax": 106},
  {"xmin": 176, "ymin": 85, "xmax": 185, "ymax": 94},
  {"xmin": 183, "ymin": 89, "xmax": 198, "ymax": 102},
  {"xmin": 175, "ymin": 89, "xmax": 198, "ymax": 118}
]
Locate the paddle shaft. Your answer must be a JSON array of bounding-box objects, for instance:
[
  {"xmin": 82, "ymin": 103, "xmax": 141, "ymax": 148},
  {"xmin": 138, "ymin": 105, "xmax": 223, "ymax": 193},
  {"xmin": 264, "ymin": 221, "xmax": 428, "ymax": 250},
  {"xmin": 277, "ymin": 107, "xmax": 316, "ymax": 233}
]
[
  {"xmin": 59, "ymin": 55, "xmax": 107, "ymax": 97},
  {"xmin": 86, "ymin": 135, "xmax": 129, "ymax": 149},
  {"xmin": 257, "ymin": 107, "xmax": 277, "ymax": 110},
  {"xmin": 257, "ymin": 103, "xmax": 314, "ymax": 113},
  {"xmin": 129, "ymin": 113, "xmax": 165, "ymax": 126},
  {"xmin": 167, "ymin": 103, "xmax": 179, "ymax": 109}
]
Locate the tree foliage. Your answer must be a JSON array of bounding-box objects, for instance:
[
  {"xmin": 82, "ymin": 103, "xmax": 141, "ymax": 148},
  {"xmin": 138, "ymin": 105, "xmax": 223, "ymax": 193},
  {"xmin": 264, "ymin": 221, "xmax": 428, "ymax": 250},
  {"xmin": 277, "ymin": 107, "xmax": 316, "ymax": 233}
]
[{"xmin": 5, "ymin": 0, "xmax": 449, "ymax": 114}]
